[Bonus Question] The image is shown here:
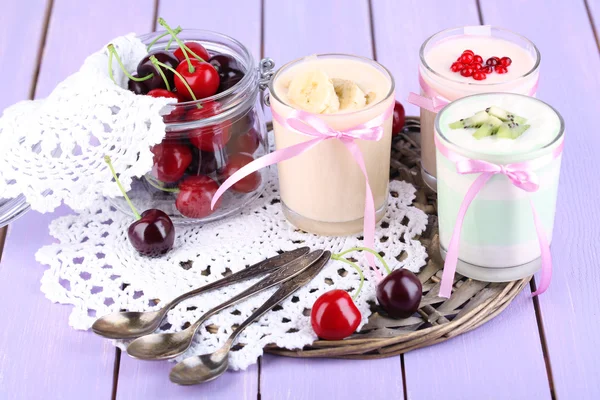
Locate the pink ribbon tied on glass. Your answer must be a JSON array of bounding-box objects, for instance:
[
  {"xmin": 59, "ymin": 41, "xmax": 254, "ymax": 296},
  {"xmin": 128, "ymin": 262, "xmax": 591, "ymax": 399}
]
[
  {"xmin": 408, "ymin": 73, "xmax": 540, "ymax": 113},
  {"xmin": 435, "ymin": 135, "xmax": 564, "ymax": 299},
  {"xmin": 211, "ymin": 104, "xmax": 395, "ymax": 279}
]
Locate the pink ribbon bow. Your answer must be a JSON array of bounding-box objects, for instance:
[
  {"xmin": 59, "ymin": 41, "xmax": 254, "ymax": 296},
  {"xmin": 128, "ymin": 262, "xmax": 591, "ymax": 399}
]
[
  {"xmin": 211, "ymin": 104, "xmax": 394, "ymax": 279},
  {"xmin": 408, "ymin": 73, "xmax": 539, "ymax": 113},
  {"xmin": 435, "ymin": 135, "xmax": 564, "ymax": 298}
]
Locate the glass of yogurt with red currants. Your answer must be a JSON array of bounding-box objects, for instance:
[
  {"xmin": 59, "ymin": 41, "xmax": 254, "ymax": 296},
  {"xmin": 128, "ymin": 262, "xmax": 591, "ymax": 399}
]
[{"xmin": 109, "ymin": 19, "xmax": 274, "ymax": 225}]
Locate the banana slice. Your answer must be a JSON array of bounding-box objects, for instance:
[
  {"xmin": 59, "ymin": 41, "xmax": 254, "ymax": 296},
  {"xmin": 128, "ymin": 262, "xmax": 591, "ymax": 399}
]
[
  {"xmin": 332, "ymin": 78, "xmax": 367, "ymax": 111},
  {"xmin": 287, "ymin": 70, "xmax": 340, "ymax": 114}
]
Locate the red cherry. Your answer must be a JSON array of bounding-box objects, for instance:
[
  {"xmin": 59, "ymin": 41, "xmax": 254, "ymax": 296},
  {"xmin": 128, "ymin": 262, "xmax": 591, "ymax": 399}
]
[
  {"xmin": 462, "ymin": 49, "xmax": 474, "ymax": 56},
  {"xmin": 460, "ymin": 67, "xmax": 474, "ymax": 77},
  {"xmin": 128, "ymin": 209, "xmax": 175, "ymax": 256},
  {"xmin": 176, "ymin": 175, "xmax": 221, "ymax": 218},
  {"xmin": 481, "ymin": 66, "xmax": 494, "ymax": 74},
  {"xmin": 459, "ymin": 53, "xmax": 474, "ymax": 64},
  {"xmin": 473, "ymin": 55, "xmax": 483, "ymax": 65},
  {"xmin": 186, "ymin": 101, "xmax": 232, "ymax": 152},
  {"xmin": 218, "ymin": 153, "xmax": 261, "ymax": 193},
  {"xmin": 495, "ymin": 65, "xmax": 508, "ymax": 74},
  {"xmin": 392, "ymin": 101, "xmax": 406, "ymax": 136},
  {"xmin": 175, "ymin": 59, "xmax": 220, "ymax": 100},
  {"xmin": 450, "ymin": 62, "xmax": 464, "ymax": 72},
  {"xmin": 151, "ymin": 141, "xmax": 192, "ymax": 183},
  {"xmin": 229, "ymin": 128, "xmax": 260, "ymax": 154},
  {"xmin": 311, "ymin": 290, "xmax": 361, "ymax": 340},
  {"xmin": 376, "ymin": 269, "xmax": 422, "ymax": 318},
  {"xmin": 472, "ymin": 72, "xmax": 487, "ymax": 81},
  {"xmin": 500, "ymin": 57, "xmax": 512, "ymax": 67},
  {"xmin": 174, "ymin": 42, "xmax": 210, "ymax": 63},
  {"xmin": 486, "ymin": 57, "xmax": 500, "ymax": 66},
  {"xmin": 147, "ymin": 88, "xmax": 178, "ymax": 99}
]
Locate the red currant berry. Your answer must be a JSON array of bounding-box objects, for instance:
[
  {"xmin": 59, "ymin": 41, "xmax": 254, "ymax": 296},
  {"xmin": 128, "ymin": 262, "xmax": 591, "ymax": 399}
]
[
  {"xmin": 450, "ymin": 62, "xmax": 464, "ymax": 72},
  {"xmin": 495, "ymin": 65, "xmax": 508, "ymax": 74},
  {"xmin": 472, "ymin": 72, "xmax": 487, "ymax": 81},
  {"xmin": 481, "ymin": 66, "xmax": 494, "ymax": 74},
  {"xmin": 459, "ymin": 53, "xmax": 474, "ymax": 64},
  {"xmin": 471, "ymin": 63, "xmax": 482, "ymax": 70},
  {"xmin": 462, "ymin": 49, "xmax": 474, "ymax": 56},
  {"xmin": 473, "ymin": 55, "xmax": 483, "ymax": 65},
  {"xmin": 460, "ymin": 67, "xmax": 474, "ymax": 77},
  {"xmin": 500, "ymin": 57, "xmax": 512, "ymax": 67},
  {"xmin": 486, "ymin": 57, "xmax": 500, "ymax": 66}
]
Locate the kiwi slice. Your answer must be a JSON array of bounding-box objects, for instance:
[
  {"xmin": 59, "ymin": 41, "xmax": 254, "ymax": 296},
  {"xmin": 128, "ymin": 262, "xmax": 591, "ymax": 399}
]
[
  {"xmin": 485, "ymin": 106, "xmax": 527, "ymax": 125},
  {"xmin": 496, "ymin": 121, "xmax": 531, "ymax": 139},
  {"xmin": 449, "ymin": 111, "xmax": 489, "ymax": 129},
  {"xmin": 472, "ymin": 116, "xmax": 503, "ymax": 139}
]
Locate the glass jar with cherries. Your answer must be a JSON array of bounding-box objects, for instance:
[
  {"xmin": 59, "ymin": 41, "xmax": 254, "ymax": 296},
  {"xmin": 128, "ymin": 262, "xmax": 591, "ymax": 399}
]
[{"xmin": 109, "ymin": 25, "xmax": 274, "ymax": 225}]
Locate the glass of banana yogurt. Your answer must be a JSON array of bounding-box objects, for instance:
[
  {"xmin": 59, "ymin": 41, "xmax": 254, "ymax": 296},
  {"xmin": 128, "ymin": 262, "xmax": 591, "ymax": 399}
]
[{"xmin": 269, "ymin": 54, "xmax": 395, "ymax": 236}]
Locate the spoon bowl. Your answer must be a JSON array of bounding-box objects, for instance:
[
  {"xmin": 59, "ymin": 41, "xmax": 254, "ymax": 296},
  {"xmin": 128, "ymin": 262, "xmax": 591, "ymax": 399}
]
[
  {"xmin": 127, "ymin": 327, "xmax": 195, "ymax": 360},
  {"xmin": 92, "ymin": 310, "xmax": 165, "ymax": 339},
  {"xmin": 170, "ymin": 346, "xmax": 230, "ymax": 385}
]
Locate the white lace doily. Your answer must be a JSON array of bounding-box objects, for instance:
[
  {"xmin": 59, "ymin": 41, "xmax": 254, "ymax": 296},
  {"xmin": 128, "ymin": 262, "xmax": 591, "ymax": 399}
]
[
  {"xmin": 35, "ymin": 173, "xmax": 428, "ymax": 370},
  {"xmin": 0, "ymin": 34, "xmax": 172, "ymax": 213}
]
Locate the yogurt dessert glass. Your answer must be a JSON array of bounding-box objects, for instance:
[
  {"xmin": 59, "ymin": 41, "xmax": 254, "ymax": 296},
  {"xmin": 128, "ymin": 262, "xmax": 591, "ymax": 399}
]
[
  {"xmin": 435, "ymin": 92, "xmax": 564, "ymax": 282},
  {"xmin": 416, "ymin": 26, "xmax": 540, "ymax": 191},
  {"xmin": 269, "ymin": 54, "xmax": 395, "ymax": 235}
]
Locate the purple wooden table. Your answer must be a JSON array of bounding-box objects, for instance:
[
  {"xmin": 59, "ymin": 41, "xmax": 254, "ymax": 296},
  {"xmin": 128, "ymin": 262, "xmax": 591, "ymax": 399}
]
[{"xmin": 1, "ymin": 0, "xmax": 599, "ymax": 399}]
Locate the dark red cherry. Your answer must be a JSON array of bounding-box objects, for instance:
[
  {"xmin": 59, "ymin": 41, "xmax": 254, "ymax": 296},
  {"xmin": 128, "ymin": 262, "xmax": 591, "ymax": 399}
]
[
  {"xmin": 137, "ymin": 50, "xmax": 179, "ymax": 91},
  {"xmin": 376, "ymin": 269, "xmax": 422, "ymax": 319},
  {"xmin": 174, "ymin": 42, "xmax": 210, "ymax": 63},
  {"xmin": 218, "ymin": 153, "xmax": 261, "ymax": 193},
  {"xmin": 176, "ymin": 175, "xmax": 221, "ymax": 218},
  {"xmin": 151, "ymin": 141, "xmax": 192, "ymax": 183},
  {"xmin": 228, "ymin": 128, "xmax": 260, "ymax": 154},
  {"xmin": 175, "ymin": 59, "xmax": 220, "ymax": 100},
  {"xmin": 186, "ymin": 102, "xmax": 231, "ymax": 152},
  {"xmin": 392, "ymin": 101, "xmax": 406, "ymax": 137},
  {"xmin": 128, "ymin": 209, "xmax": 175, "ymax": 256},
  {"xmin": 208, "ymin": 54, "xmax": 241, "ymax": 74},
  {"xmin": 311, "ymin": 290, "xmax": 361, "ymax": 340},
  {"xmin": 218, "ymin": 68, "xmax": 245, "ymax": 92},
  {"xmin": 128, "ymin": 75, "xmax": 149, "ymax": 95},
  {"xmin": 187, "ymin": 147, "xmax": 219, "ymax": 176},
  {"xmin": 147, "ymin": 88, "xmax": 178, "ymax": 99}
]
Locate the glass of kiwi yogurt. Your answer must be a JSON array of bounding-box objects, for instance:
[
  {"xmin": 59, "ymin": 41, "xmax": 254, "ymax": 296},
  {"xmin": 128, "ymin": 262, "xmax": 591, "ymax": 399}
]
[
  {"xmin": 435, "ymin": 92, "xmax": 564, "ymax": 282},
  {"xmin": 269, "ymin": 54, "xmax": 395, "ymax": 236}
]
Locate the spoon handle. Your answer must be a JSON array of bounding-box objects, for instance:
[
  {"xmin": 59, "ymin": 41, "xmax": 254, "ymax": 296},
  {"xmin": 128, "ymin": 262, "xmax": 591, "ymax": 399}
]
[
  {"xmin": 166, "ymin": 247, "xmax": 311, "ymax": 309},
  {"xmin": 226, "ymin": 251, "xmax": 331, "ymax": 345},
  {"xmin": 193, "ymin": 250, "xmax": 325, "ymax": 329}
]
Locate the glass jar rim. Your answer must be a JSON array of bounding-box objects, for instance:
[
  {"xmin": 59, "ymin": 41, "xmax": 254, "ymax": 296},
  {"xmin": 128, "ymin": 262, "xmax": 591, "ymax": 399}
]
[
  {"xmin": 138, "ymin": 29, "xmax": 256, "ymax": 108},
  {"xmin": 435, "ymin": 92, "xmax": 564, "ymax": 162},
  {"xmin": 419, "ymin": 26, "xmax": 541, "ymax": 88},
  {"xmin": 268, "ymin": 53, "xmax": 395, "ymax": 116}
]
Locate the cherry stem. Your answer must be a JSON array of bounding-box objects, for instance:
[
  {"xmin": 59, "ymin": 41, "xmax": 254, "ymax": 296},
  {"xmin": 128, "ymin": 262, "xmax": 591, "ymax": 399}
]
[
  {"xmin": 334, "ymin": 247, "xmax": 392, "ymax": 275},
  {"xmin": 107, "ymin": 44, "xmax": 153, "ymax": 82},
  {"xmin": 165, "ymin": 26, "xmax": 182, "ymax": 50},
  {"xmin": 145, "ymin": 175, "xmax": 180, "ymax": 193},
  {"xmin": 331, "ymin": 254, "xmax": 365, "ymax": 301},
  {"xmin": 151, "ymin": 56, "xmax": 197, "ymax": 101},
  {"xmin": 148, "ymin": 55, "xmax": 172, "ymax": 92},
  {"xmin": 146, "ymin": 26, "xmax": 182, "ymax": 51},
  {"xmin": 104, "ymin": 156, "xmax": 141, "ymax": 220},
  {"xmin": 159, "ymin": 18, "xmax": 195, "ymax": 73}
]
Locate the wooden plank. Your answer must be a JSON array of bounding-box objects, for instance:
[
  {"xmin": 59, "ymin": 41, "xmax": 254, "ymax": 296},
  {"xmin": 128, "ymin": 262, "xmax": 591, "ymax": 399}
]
[
  {"xmin": 260, "ymin": 1, "xmax": 404, "ymax": 398},
  {"xmin": 115, "ymin": 1, "xmax": 262, "ymax": 398},
  {"xmin": 372, "ymin": 1, "xmax": 552, "ymax": 398},
  {"xmin": 479, "ymin": 0, "xmax": 600, "ymax": 398},
  {"xmin": 586, "ymin": 0, "xmax": 600, "ymax": 52},
  {"xmin": 0, "ymin": 0, "xmax": 155, "ymax": 398}
]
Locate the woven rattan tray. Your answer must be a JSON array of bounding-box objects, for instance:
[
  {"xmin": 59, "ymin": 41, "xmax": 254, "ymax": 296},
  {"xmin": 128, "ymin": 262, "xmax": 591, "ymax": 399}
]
[{"xmin": 265, "ymin": 117, "xmax": 531, "ymax": 359}]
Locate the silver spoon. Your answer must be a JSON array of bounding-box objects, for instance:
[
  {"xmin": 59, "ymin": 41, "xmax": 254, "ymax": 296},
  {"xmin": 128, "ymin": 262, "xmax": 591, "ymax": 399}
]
[
  {"xmin": 169, "ymin": 251, "xmax": 331, "ymax": 385},
  {"xmin": 127, "ymin": 250, "xmax": 325, "ymax": 360},
  {"xmin": 91, "ymin": 247, "xmax": 310, "ymax": 339}
]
